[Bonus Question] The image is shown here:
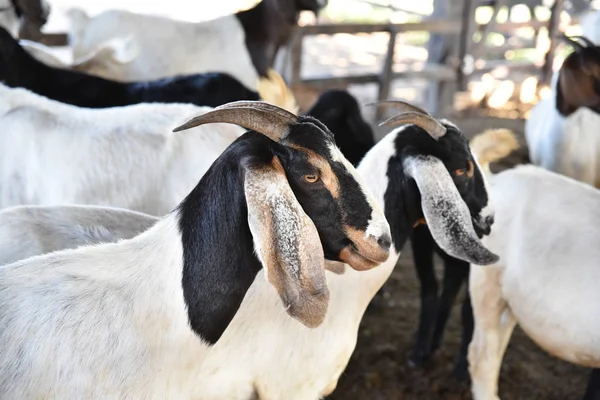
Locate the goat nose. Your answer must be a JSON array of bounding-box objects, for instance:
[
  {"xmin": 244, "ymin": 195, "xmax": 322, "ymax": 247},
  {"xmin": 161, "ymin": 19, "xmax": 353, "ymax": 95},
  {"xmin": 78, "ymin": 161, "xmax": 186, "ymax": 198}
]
[
  {"xmin": 377, "ymin": 235, "xmax": 392, "ymax": 252},
  {"xmin": 485, "ymin": 216, "xmax": 495, "ymax": 226}
]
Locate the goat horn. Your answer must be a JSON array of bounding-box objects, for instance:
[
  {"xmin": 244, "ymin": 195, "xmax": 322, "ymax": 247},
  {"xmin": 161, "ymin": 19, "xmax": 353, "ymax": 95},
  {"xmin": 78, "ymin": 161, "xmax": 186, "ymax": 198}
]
[
  {"xmin": 365, "ymin": 100, "xmax": 432, "ymax": 116},
  {"xmin": 379, "ymin": 112, "xmax": 447, "ymax": 140},
  {"xmin": 557, "ymin": 34, "xmax": 587, "ymax": 51},
  {"xmin": 574, "ymin": 35, "xmax": 596, "ymax": 47},
  {"xmin": 172, "ymin": 101, "xmax": 297, "ymax": 142}
]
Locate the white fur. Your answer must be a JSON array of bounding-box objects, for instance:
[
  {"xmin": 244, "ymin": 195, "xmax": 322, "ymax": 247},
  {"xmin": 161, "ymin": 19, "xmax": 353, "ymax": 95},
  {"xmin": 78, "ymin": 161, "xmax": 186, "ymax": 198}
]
[
  {"xmin": 525, "ymin": 21, "xmax": 600, "ymax": 189},
  {"xmin": 20, "ymin": 36, "xmax": 139, "ymax": 79},
  {"xmin": 0, "ymin": 204, "xmax": 158, "ymax": 266},
  {"xmin": 468, "ymin": 165, "xmax": 600, "ymax": 400},
  {"xmin": 525, "ymin": 96, "xmax": 600, "ymax": 188},
  {"xmin": 66, "ymin": 8, "xmax": 259, "ymax": 89},
  {"xmin": 0, "ymin": 84, "xmax": 245, "ymax": 215},
  {"xmin": 0, "ymin": 211, "xmax": 213, "ymax": 399},
  {"xmin": 0, "ymin": 0, "xmax": 18, "ymax": 38}
]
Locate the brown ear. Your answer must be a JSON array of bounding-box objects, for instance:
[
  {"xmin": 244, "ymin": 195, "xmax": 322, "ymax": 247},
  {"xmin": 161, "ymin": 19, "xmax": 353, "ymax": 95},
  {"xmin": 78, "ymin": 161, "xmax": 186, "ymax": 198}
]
[{"xmin": 244, "ymin": 157, "xmax": 329, "ymax": 328}]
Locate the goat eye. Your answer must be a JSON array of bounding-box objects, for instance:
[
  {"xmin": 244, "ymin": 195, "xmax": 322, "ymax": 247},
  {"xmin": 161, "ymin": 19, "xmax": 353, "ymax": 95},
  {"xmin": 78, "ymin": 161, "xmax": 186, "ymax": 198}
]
[
  {"xmin": 455, "ymin": 169, "xmax": 467, "ymax": 176},
  {"xmin": 303, "ymin": 174, "xmax": 319, "ymax": 183}
]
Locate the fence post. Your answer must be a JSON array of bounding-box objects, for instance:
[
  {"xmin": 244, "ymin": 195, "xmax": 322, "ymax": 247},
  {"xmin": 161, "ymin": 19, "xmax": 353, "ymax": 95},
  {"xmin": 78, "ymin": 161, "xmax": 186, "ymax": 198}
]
[
  {"xmin": 377, "ymin": 26, "xmax": 398, "ymax": 120},
  {"xmin": 289, "ymin": 31, "xmax": 305, "ymax": 88},
  {"xmin": 541, "ymin": 0, "xmax": 565, "ymax": 86}
]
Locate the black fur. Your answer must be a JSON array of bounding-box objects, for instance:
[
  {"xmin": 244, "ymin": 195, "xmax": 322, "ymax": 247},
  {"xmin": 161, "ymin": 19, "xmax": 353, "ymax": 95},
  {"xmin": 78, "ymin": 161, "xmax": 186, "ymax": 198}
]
[
  {"xmin": 0, "ymin": 27, "xmax": 260, "ymax": 108},
  {"xmin": 582, "ymin": 369, "xmax": 600, "ymax": 400},
  {"xmin": 306, "ymin": 90, "xmax": 375, "ymax": 166},
  {"xmin": 235, "ymin": 0, "xmax": 326, "ymax": 77},
  {"xmin": 178, "ymin": 118, "xmax": 375, "ymax": 343}
]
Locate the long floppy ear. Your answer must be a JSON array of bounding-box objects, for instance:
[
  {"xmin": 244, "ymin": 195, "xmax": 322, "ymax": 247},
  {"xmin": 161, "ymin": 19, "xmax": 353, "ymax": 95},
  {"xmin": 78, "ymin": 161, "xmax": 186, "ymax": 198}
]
[
  {"xmin": 404, "ymin": 155, "xmax": 499, "ymax": 265},
  {"xmin": 244, "ymin": 156, "xmax": 329, "ymax": 328}
]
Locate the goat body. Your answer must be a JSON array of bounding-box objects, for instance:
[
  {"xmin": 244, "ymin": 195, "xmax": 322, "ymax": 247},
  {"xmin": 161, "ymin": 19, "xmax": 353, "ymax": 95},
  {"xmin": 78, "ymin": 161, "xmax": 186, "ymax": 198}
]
[
  {"xmin": 68, "ymin": 8, "xmax": 258, "ymax": 87},
  {"xmin": 0, "ymin": 84, "xmax": 245, "ymax": 215},
  {"xmin": 66, "ymin": 0, "xmax": 324, "ymax": 87},
  {"xmin": 0, "ymin": 204, "xmax": 158, "ymax": 266},
  {"xmin": 526, "ymin": 96, "xmax": 600, "ymax": 187},
  {"xmin": 468, "ymin": 165, "xmax": 600, "ymax": 400}
]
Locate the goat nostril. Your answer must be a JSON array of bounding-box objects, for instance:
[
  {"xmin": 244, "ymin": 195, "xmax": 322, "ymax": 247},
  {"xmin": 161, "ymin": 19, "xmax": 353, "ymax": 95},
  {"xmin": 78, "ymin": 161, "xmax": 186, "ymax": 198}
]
[
  {"xmin": 485, "ymin": 216, "xmax": 495, "ymax": 226},
  {"xmin": 377, "ymin": 235, "xmax": 392, "ymax": 252}
]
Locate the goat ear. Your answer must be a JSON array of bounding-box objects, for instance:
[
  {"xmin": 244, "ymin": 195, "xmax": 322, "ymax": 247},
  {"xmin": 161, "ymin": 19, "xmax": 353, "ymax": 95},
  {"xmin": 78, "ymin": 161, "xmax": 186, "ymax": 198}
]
[
  {"xmin": 244, "ymin": 156, "xmax": 329, "ymax": 328},
  {"xmin": 403, "ymin": 155, "xmax": 499, "ymax": 266}
]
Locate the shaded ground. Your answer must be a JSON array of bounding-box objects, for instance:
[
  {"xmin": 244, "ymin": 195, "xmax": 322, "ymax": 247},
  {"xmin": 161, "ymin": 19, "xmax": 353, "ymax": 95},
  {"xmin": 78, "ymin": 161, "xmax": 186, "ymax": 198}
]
[{"xmin": 327, "ymin": 118, "xmax": 590, "ymax": 400}]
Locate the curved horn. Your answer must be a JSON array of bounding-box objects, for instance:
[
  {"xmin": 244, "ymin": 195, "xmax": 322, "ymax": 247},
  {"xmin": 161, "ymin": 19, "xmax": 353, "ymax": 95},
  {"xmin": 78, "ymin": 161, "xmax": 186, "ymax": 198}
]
[
  {"xmin": 404, "ymin": 155, "xmax": 499, "ymax": 266},
  {"xmin": 558, "ymin": 34, "xmax": 586, "ymax": 51},
  {"xmin": 574, "ymin": 35, "xmax": 596, "ymax": 47},
  {"xmin": 379, "ymin": 112, "xmax": 447, "ymax": 140},
  {"xmin": 365, "ymin": 100, "xmax": 432, "ymax": 116},
  {"xmin": 172, "ymin": 101, "xmax": 298, "ymax": 142}
]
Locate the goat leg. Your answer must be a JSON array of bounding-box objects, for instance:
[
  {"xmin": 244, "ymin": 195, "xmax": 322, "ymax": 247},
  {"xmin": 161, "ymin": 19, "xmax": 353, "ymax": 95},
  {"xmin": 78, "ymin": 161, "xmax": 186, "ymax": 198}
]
[{"xmin": 409, "ymin": 225, "xmax": 438, "ymax": 367}]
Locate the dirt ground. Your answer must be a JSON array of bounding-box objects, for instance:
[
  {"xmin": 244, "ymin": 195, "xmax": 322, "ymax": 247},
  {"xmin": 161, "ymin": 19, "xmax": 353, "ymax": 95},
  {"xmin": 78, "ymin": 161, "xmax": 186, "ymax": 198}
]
[{"xmin": 324, "ymin": 117, "xmax": 591, "ymax": 400}]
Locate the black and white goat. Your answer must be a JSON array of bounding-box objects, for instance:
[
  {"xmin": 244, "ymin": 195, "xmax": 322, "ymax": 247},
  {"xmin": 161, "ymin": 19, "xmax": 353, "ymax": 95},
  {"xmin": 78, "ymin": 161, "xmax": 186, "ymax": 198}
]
[
  {"xmin": 0, "ymin": 101, "xmax": 391, "ymax": 398},
  {"xmin": 183, "ymin": 102, "xmax": 499, "ymax": 399},
  {"xmin": 526, "ymin": 34, "xmax": 600, "ymax": 189},
  {"xmin": 0, "ymin": 27, "xmax": 264, "ymax": 109},
  {"xmin": 406, "ymin": 128, "xmax": 519, "ymax": 379},
  {"xmin": 67, "ymin": 0, "xmax": 327, "ymax": 88}
]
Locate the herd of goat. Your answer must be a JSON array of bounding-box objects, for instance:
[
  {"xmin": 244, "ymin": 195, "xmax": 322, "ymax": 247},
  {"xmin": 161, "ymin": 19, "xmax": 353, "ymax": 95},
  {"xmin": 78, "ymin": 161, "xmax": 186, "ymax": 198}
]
[{"xmin": 0, "ymin": 0, "xmax": 599, "ymax": 399}]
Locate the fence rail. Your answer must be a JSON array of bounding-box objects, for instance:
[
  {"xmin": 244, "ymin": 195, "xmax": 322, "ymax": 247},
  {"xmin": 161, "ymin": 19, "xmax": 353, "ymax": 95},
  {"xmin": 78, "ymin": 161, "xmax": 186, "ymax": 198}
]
[{"xmin": 286, "ymin": 0, "xmax": 569, "ymax": 115}]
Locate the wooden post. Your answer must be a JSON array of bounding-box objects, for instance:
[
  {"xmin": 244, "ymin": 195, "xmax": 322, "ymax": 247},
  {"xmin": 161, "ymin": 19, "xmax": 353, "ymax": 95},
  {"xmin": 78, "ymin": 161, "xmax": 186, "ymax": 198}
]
[
  {"xmin": 541, "ymin": 0, "xmax": 565, "ymax": 85},
  {"xmin": 377, "ymin": 26, "xmax": 398, "ymax": 120},
  {"xmin": 289, "ymin": 31, "xmax": 304, "ymax": 87},
  {"xmin": 457, "ymin": 0, "xmax": 473, "ymax": 92}
]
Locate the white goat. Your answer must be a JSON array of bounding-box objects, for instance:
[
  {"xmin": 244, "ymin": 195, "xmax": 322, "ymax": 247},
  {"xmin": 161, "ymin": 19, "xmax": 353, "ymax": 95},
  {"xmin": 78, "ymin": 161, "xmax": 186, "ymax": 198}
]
[
  {"xmin": 525, "ymin": 33, "xmax": 600, "ymax": 188},
  {"xmin": 468, "ymin": 131, "xmax": 600, "ymax": 400},
  {"xmin": 0, "ymin": 101, "xmax": 392, "ymax": 399},
  {"xmin": 66, "ymin": 8, "xmax": 259, "ymax": 88},
  {"xmin": 65, "ymin": 0, "xmax": 324, "ymax": 89},
  {"xmin": 0, "ymin": 204, "xmax": 158, "ymax": 266},
  {"xmin": 0, "ymin": 84, "xmax": 245, "ymax": 215}
]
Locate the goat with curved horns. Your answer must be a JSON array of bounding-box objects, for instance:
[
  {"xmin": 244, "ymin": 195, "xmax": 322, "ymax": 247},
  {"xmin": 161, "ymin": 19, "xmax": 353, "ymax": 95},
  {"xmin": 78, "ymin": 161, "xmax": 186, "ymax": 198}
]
[{"xmin": 0, "ymin": 101, "xmax": 391, "ymax": 398}]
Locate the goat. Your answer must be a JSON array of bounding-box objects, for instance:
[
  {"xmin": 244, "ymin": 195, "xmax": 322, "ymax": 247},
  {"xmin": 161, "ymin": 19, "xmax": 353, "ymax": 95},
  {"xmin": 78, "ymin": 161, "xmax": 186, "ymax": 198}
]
[
  {"xmin": 0, "ymin": 83, "xmax": 245, "ymax": 215},
  {"xmin": 305, "ymin": 89, "xmax": 375, "ymax": 166},
  {"xmin": 0, "ymin": 204, "xmax": 158, "ymax": 266},
  {"xmin": 0, "ymin": 27, "xmax": 294, "ymax": 110},
  {"xmin": 525, "ymin": 34, "xmax": 600, "ymax": 188},
  {"xmin": 0, "ymin": 100, "xmax": 391, "ymax": 399},
  {"xmin": 186, "ymin": 101, "xmax": 499, "ymax": 400},
  {"xmin": 66, "ymin": 0, "xmax": 327, "ymax": 88},
  {"xmin": 407, "ymin": 129, "xmax": 519, "ymax": 380},
  {"xmin": 467, "ymin": 129, "xmax": 600, "ymax": 400}
]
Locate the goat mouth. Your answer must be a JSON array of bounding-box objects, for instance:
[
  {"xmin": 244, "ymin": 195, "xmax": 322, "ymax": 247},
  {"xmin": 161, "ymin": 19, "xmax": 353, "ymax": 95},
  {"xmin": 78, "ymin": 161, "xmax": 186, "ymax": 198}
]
[
  {"xmin": 473, "ymin": 219, "xmax": 491, "ymax": 238},
  {"xmin": 338, "ymin": 244, "xmax": 381, "ymax": 271}
]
